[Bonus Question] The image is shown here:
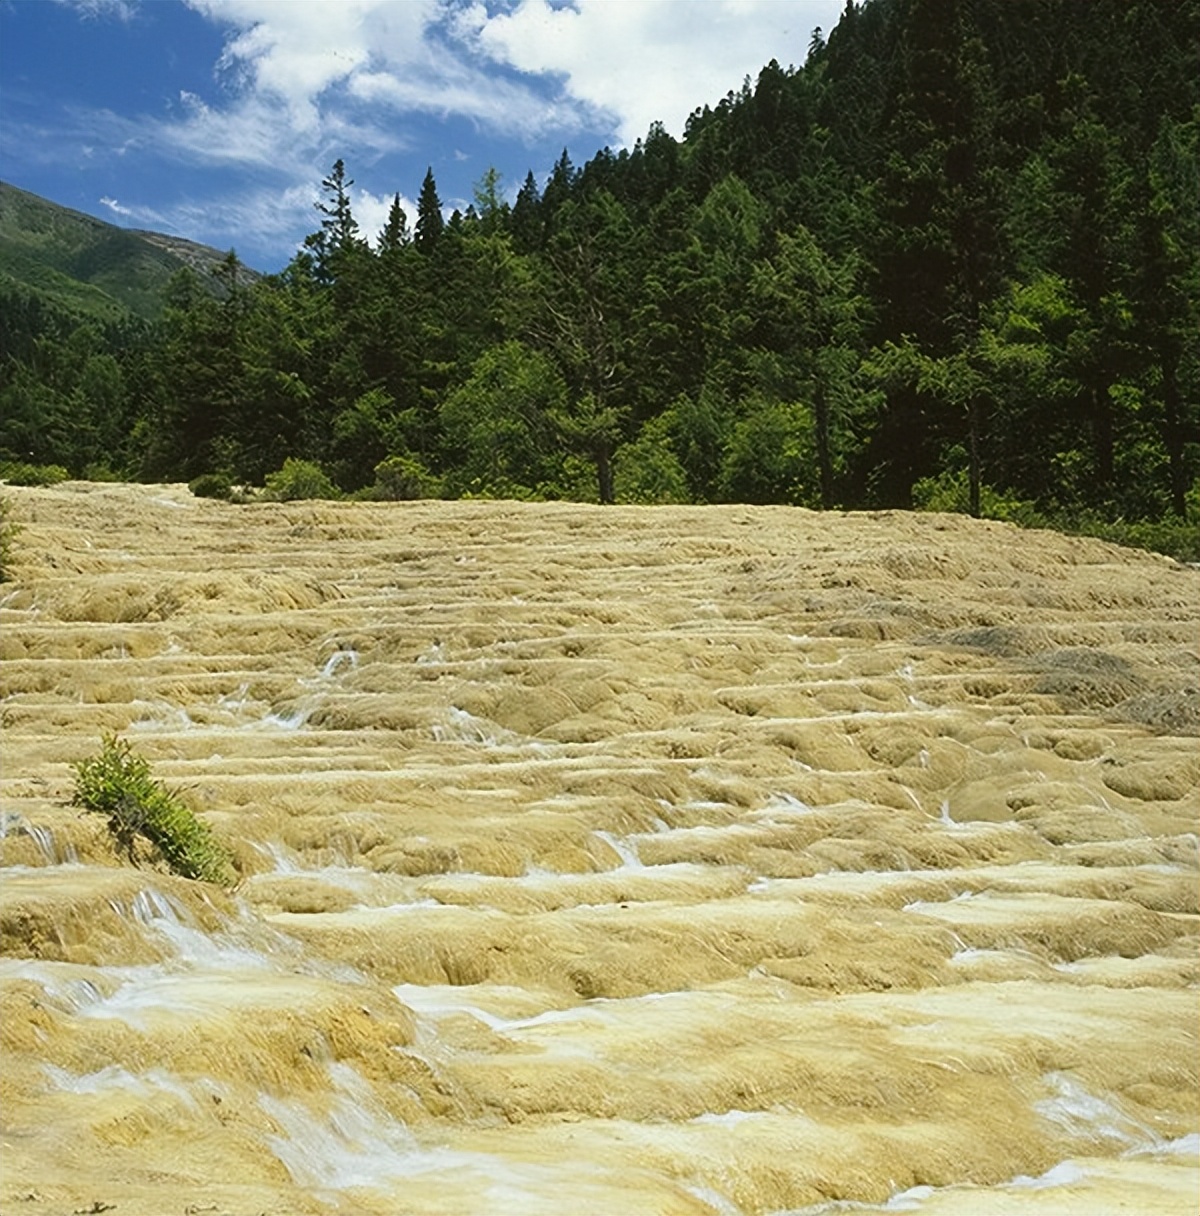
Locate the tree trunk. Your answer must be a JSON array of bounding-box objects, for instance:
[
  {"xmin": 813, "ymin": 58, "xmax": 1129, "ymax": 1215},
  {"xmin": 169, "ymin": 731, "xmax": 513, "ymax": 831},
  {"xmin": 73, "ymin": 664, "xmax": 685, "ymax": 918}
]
[
  {"xmin": 596, "ymin": 444, "xmax": 614, "ymax": 505},
  {"xmin": 1160, "ymin": 347, "xmax": 1187, "ymax": 517},
  {"xmin": 814, "ymin": 379, "xmax": 833, "ymax": 510},
  {"xmin": 967, "ymin": 395, "xmax": 981, "ymax": 518},
  {"xmin": 1091, "ymin": 383, "xmax": 1114, "ymax": 489}
]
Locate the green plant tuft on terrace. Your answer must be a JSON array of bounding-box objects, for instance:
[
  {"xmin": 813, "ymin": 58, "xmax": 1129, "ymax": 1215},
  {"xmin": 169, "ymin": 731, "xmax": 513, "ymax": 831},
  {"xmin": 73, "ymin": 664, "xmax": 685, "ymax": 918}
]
[{"xmin": 71, "ymin": 734, "xmax": 235, "ymax": 885}]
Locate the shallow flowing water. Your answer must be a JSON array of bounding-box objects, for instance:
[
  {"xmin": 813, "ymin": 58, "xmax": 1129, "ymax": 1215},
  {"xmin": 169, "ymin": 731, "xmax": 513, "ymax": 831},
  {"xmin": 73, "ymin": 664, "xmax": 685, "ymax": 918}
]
[{"xmin": 1, "ymin": 482, "xmax": 1197, "ymax": 1214}]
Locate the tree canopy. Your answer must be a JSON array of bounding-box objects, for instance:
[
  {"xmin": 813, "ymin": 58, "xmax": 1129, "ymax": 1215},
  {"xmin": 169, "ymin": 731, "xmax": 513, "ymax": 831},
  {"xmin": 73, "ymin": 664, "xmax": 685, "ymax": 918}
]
[{"xmin": 3, "ymin": 0, "xmax": 1196, "ymax": 552}]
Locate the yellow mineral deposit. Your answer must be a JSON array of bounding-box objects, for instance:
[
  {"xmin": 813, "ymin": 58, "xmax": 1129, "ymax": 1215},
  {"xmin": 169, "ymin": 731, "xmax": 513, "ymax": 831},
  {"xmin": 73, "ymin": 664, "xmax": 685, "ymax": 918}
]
[{"xmin": 1, "ymin": 480, "xmax": 1196, "ymax": 1215}]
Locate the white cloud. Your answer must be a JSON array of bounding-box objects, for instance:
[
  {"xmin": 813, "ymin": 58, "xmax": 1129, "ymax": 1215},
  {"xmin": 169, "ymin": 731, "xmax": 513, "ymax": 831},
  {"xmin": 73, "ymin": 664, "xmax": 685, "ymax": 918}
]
[
  {"xmin": 51, "ymin": 0, "xmax": 844, "ymax": 176},
  {"xmin": 52, "ymin": 0, "xmax": 137, "ymax": 20},
  {"xmin": 179, "ymin": 0, "xmax": 578, "ymax": 143},
  {"xmin": 461, "ymin": 0, "xmax": 841, "ymax": 146},
  {"xmin": 195, "ymin": 0, "xmax": 391, "ymax": 131},
  {"xmin": 350, "ymin": 186, "xmax": 417, "ymax": 247},
  {"xmin": 169, "ymin": 182, "xmax": 319, "ymax": 252},
  {"xmin": 153, "ymin": 90, "xmax": 383, "ymax": 174},
  {"xmin": 99, "ymin": 195, "xmax": 139, "ymax": 218},
  {"xmin": 178, "ymin": 0, "xmax": 842, "ymax": 151},
  {"xmin": 36, "ymin": 0, "xmax": 845, "ymax": 266},
  {"xmin": 96, "ymin": 181, "xmax": 416, "ymax": 260},
  {"xmin": 96, "ymin": 183, "xmax": 315, "ymax": 256},
  {"xmin": 347, "ymin": 64, "xmax": 586, "ymax": 138}
]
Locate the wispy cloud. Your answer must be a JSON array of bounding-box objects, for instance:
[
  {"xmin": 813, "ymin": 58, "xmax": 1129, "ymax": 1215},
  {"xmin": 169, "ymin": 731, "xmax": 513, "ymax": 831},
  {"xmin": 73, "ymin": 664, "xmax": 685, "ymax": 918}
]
[
  {"xmin": 15, "ymin": 0, "xmax": 841, "ymax": 266},
  {"xmin": 98, "ymin": 195, "xmax": 140, "ymax": 218},
  {"xmin": 460, "ymin": 0, "xmax": 828, "ymax": 146},
  {"xmin": 176, "ymin": 0, "xmax": 592, "ymax": 146},
  {"xmin": 96, "ymin": 181, "xmax": 418, "ymax": 261},
  {"xmin": 151, "ymin": 88, "xmax": 406, "ymax": 175},
  {"xmin": 346, "ymin": 65, "xmax": 592, "ymax": 140},
  {"xmin": 51, "ymin": 0, "xmax": 138, "ymax": 21},
  {"xmin": 96, "ymin": 182, "xmax": 315, "ymax": 255}
]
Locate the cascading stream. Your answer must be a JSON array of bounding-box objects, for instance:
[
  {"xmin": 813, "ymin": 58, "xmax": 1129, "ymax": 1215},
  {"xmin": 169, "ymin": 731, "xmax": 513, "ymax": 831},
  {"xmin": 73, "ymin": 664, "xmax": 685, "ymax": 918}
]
[{"xmin": 1, "ymin": 482, "xmax": 1196, "ymax": 1215}]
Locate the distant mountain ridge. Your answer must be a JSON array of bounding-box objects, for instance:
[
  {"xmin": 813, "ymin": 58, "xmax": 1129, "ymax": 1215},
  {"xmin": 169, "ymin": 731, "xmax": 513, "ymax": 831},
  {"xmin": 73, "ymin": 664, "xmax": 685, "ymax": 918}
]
[{"xmin": 0, "ymin": 181, "xmax": 259, "ymax": 322}]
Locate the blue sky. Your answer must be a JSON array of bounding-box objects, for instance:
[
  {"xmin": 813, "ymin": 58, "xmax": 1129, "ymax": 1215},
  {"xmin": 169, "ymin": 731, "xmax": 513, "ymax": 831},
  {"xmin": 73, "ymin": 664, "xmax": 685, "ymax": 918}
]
[{"xmin": 1, "ymin": 0, "xmax": 845, "ymax": 271}]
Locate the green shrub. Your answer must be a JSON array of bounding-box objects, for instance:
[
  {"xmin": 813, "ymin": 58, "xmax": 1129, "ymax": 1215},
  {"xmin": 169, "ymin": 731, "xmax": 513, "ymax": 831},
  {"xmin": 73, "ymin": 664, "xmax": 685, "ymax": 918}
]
[
  {"xmin": 262, "ymin": 458, "xmax": 340, "ymax": 502},
  {"xmin": 0, "ymin": 496, "xmax": 18, "ymax": 582},
  {"xmin": 1055, "ymin": 514, "xmax": 1200, "ymax": 564},
  {"xmin": 189, "ymin": 471, "xmax": 234, "ymax": 500},
  {"xmin": 911, "ymin": 468, "xmax": 1043, "ymax": 526},
  {"xmin": 913, "ymin": 469, "xmax": 1200, "ymax": 562},
  {"xmin": 82, "ymin": 462, "xmax": 122, "ymax": 482},
  {"xmin": 369, "ymin": 454, "xmax": 441, "ymax": 501},
  {"xmin": 614, "ymin": 431, "xmax": 691, "ymax": 504},
  {"xmin": 71, "ymin": 734, "xmax": 235, "ymax": 885},
  {"xmin": 0, "ymin": 462, "xmax": 70, "ymax": 487},
  {"xmin": 718, "ymin": 399, "xmax": 818, "ymax": 506}
]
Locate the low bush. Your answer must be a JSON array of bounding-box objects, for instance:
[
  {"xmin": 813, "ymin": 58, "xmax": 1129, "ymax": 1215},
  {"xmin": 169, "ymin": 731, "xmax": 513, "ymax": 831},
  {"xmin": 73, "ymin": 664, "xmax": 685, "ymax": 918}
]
[
  {"xmin": 911, "ymin": 468, "xmax": 1042, "ymax": 525},
  {"xmin": 71, "ymin": 734, "xmax": 235, "ymax": 885},
  {"xmin": 1056, "ymin": 513, "xmax": 1200, "ymax": 564},
  {"xmin": 189, "ymin": 471, "xmax": 235, "ymax": 500},
  {"xmin": 262, "ymin": 458, "xmax": 340, "ymax": 501},
  {"xmin": 614, "ymin": 430, "xmax": 691, "ymax": 504},
  {"xmin": 82, "ymin": 462, "xmax": 122, "ymax": 482},
  {"xmin": 369, "ymin": 454, "xmax": 441, "ymax": 501},
  {"xmin": 0, "ymin": 461, "xmax": 70, "ymax": 487},
  {"xmin": 913, "ymin": 469, "xmax": 1200, "ymax": 563}
]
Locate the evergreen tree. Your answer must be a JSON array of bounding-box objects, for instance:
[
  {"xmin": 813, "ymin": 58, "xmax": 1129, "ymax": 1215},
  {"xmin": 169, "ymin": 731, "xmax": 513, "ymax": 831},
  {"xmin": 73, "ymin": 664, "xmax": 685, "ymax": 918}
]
[
  {"xmin": 751, "ymin": 225, "xmax": 871, "ymax": 507},
  {"xmin": 534, "ymin": 191, "xmax": 637, "ymax": 503},
  {"xmin": 511, "ymin": 170, "xmax": 543, "ymax": 253},
  {"xmin": 415, "ymin": 167, "xmax": 445, "ymax": 253},
  {"xmin": 1137, "ymin": 114, "xmax": 1200, "ymax": 517},
  {"xmin": 306, "ymin": 159, "xmax": 364, "ymax": 282},
  {"xmin": 473, "ymin": 167, "xmax": 508, "ymax": 234},
  {"xmin": 378, "ymin": 193, "xmax": 409, "ymax": 254}
]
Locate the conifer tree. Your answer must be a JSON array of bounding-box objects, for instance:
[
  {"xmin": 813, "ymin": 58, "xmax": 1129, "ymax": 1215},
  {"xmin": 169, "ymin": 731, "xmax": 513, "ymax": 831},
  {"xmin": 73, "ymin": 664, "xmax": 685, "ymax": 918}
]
[
  {"xmin": 378, "ymin": 193, "xmax": 409, "ymax": 254},
  {"xmin": 511, "ymin": 170, "xmax": 543, "ymax": 253},
  {"xmin": 415, "ymin": 167, "xmax": 445, "ymax": 253},
  {"xmin": 307, "ymin": 159, "xmax": 363, "ymax": 282}
]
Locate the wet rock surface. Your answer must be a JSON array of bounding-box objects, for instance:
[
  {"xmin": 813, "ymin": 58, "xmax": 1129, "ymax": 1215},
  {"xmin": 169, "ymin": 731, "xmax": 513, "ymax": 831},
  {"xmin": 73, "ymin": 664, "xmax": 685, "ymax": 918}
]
[{"xmin": 1, "ymin": 482, "xmax": 1197, "ymax": 1214}]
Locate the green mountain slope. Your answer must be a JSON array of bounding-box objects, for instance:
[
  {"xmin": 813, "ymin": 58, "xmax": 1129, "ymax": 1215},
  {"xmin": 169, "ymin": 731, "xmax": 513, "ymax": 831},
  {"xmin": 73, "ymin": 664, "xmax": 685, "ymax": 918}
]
[{"xmin": 0, "ymin": 181, "xmax": 254, "ymax": 321}]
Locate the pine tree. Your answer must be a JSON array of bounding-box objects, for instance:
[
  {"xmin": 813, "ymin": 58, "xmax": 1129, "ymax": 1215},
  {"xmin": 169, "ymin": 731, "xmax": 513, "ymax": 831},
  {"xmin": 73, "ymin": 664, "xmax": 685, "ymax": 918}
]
[
  {"xmin": 306, "ymin": 159, "xmax": 364, "ymax": 283},
  {"xmin": 415, "ymin": 167, "xmax": 445, "ymax": 254},
  {"xmin": 473, "ymin": 167, "xmax": 508, "ymax": 234},
  {"xmin": 511, "ymin": 170, "xmax": 543, "ymax": 253},
  {"xmin": 751, "ymin": 225, "xmax": 871, "ymax": 508},
  {"xmin": 378, "ymin": 193, "xmax": 409, "ymax": 254}
]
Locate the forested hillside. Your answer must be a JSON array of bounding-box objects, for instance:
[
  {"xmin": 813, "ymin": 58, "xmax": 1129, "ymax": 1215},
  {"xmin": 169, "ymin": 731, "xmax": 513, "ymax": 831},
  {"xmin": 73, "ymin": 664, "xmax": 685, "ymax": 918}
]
[
  {"xmin": 0, "ymin": 181, "xmax": 254, "ymax": 323},
  {"xmin": 2, "ymin": 0, "xmax": 1197, "ymax": 549}
]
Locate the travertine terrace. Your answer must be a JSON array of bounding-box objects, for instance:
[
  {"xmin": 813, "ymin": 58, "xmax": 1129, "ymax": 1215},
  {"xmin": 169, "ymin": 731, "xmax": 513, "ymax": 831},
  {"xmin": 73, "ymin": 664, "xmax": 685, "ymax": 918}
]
[{"xmin": 1, "ymin": 481, "xmax": 1197, "ymax": 1214}]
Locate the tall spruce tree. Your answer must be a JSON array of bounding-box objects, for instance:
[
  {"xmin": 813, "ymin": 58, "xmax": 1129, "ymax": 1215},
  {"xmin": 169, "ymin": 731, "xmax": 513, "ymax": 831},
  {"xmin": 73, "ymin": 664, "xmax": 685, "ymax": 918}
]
[
  {"xmin": 415, "ymin": 168, "xmax": 445, "ymax": 253},
  {"xmin": 378, "ymin": 193, "xmax": 409, "ymax": 254}
]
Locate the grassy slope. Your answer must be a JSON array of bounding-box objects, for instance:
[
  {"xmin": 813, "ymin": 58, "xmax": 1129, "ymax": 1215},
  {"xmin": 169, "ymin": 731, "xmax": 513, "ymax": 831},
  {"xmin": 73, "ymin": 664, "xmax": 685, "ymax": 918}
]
[{"xmin": 0, "ymin": 181, "xmax": 247, "ymax": 321}]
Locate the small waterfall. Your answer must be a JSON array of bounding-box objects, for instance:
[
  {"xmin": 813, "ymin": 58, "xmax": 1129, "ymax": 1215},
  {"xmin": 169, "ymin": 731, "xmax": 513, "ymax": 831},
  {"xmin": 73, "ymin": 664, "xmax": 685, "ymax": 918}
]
[
  {"xmin": 593, "ymin": 830, "xmax": 642, "ymax": 869},
  {"xmin": 432, "ymin": 706, "xmax": 512, "ymax": 746},
  {"xmin": 1035, "ymin": 1072, "xmax": 1163, "ymax": 1152},
  {"xmin": 416, "ymin": 641, "xmax": 447, "ymax": 665},
  {"xmin": 29, "ymin": 821, "xmax": 78, "ymax": 865},
  {"xmin": 319, "ymin": 647, "xmax": 359, "ymax": 680}
]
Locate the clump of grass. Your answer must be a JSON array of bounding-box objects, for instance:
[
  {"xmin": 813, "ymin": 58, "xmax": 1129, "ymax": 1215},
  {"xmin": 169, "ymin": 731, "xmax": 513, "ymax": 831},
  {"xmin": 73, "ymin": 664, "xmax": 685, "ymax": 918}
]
[{"xmin": 71, "ymin": 734, "xmax": 235, "ymax": 885}]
